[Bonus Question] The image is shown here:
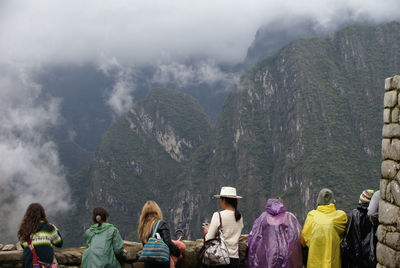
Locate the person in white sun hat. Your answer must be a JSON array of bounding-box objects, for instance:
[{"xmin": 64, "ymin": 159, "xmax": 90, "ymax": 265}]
[{"xmin": 202, "ymin": 186, "xmax": 244, "ymax": 268}]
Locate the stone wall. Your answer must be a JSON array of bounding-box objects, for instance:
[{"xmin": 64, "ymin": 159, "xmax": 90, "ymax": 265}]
[
  {"xmin": 0, "ymin": 236, "xmax": 248, "ymax": 268},
  {"xmin": 378, "ymin": 75, "xmax": 400, "ymax": 268}
]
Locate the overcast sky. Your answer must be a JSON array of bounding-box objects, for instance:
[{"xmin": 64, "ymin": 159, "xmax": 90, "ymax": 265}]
[
  {"xmin": 1, "ymin": 0, "xmax": 399, "ymax": 66},
  {"xmin": 0, "ymin": 0, "xmax": 399, "ymax": 242}
]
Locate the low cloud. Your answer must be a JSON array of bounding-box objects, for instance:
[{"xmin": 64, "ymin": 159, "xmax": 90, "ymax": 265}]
[
  {"xmin": 152, "ymin": 61, "xmax": 239, "ymax": 91},
  {"xmin": 1, "ymin": 0, "xmax": 399, "ymax": 67},
  {"xmin": 0, "ymin": 64, "xmax": 70, "ymax": 243},
  {"xmin": 99, "ymin": 57, "xmax": 135, "ymax": 116}
]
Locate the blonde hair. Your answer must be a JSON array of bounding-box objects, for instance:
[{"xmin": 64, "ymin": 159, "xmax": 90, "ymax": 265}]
[{"xmin": 138, "ymin": 200, "xmax": 163, "ymax": 243}]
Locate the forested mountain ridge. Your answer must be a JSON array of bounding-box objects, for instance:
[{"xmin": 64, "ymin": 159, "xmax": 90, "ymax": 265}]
[{"xmin": 64, "ymin": 22, "xmax": 400, "ymax": 245}]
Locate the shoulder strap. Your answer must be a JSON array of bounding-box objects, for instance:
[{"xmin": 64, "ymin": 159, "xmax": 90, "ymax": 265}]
[
  {"xmin": 150, "ymin": 220, "xmax": 161, "ymax": 238},
  {"xmin": 218, "ymin": 211, "xmax": 223, "ymax": 229},
  {"xmin": 216, "ymin": 211, "xmax": 223, "ymax": 240},
  {"xmin": 27, "ymin": 237, "xmax": 39, "ymax": 265}
]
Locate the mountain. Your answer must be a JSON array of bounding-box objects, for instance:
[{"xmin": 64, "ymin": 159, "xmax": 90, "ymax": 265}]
[
  {"xmin": 61, "ymin": 88, "xmax": 212, "ymax": 243},
  {"xmin": 181, "ymin": 21, "xmax": 400, "ymax": 234},
  {"xmin": 242, "ymin": 17, "xmax": 320, "ymax": 69},
  {"xmin": 62, "ymin": 22, "xmax": 400, "ymax": 246}
]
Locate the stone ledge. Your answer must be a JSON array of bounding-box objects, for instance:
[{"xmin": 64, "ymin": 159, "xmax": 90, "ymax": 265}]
[{"xmin": 0, "ymin": 236, "xmax": 249, "ymax": 268}]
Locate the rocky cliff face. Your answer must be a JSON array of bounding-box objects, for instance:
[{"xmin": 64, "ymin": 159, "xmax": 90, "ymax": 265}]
[
  {"xmin": 64, "ymin": 22, "xmax": 400, "ymax": 246},
  {"xmin": 188, "ymin": 22, "xmax": 400, "ymax": 229},
  {"xmin": 62, "ymin": 88, "xmax": 212, "ymax": 244},
  {"xmin": 170, "ymin": 22, "xmax": 400, "ymax": 237}
]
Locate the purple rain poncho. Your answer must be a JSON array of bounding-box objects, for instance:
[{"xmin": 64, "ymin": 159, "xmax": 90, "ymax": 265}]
[{"xmin": 247, "ymin": 199, "xmax": 303, "ymax": 268}]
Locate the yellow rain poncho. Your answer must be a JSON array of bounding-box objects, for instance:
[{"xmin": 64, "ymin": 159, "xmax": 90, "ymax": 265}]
[{"xmin": 301, "ymin": 203, "xmax": 347, "ymax": 268}]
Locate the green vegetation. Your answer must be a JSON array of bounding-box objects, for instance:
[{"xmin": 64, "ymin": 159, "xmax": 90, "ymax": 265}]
[{"xmin": 63, "ymin": 22, "xmax": 400, "ymax": 246}]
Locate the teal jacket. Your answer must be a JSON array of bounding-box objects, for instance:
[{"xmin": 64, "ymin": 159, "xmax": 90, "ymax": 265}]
[{"xmin": 81, "ymin": 223, "xmax": 125, "ymax": 268}]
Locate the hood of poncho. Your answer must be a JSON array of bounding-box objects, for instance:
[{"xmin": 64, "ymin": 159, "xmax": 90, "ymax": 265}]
[
  {"xmin": 266, "ymin": 198, "xmax": 286, "ymax": 216},
  {"xmin": 89, "ymin": 223, "xmax": 113, "ymax": 234}
]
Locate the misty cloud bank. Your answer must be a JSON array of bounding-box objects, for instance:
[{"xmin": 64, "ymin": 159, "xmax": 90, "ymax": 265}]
[
  {"xmin": 0, "ymin": 0, "xmax": 399, "ymax": 241},
  {"xmin": 152, "ymin": 61, "xmax": 239, "ymax": 91},
  {"xmin": 0, "ymin": 64, "xmax": 70, "ymax": 242},
  {"xmin": 98, "ymin": 58, "xmax": 136, "ymax": 116},
  {"xmin": 1, "ymin": 0, "xmax": 399, "ymax": 66}
]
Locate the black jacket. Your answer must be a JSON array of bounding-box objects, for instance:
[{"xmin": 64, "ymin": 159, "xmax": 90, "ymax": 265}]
[
  {"xmin": 156, "ymin": 220, "xmax": 180, "ymax": 258},
  {"xmin": 341, "ymin": 203, "xmax": 376, "ymax": 268}
]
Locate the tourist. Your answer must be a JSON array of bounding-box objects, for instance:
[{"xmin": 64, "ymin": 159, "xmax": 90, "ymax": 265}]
[
  {"xmin": 81, "ymin": 207, "xmax": 126, "ymax": 268},
  {"xmin": 202, "ymin": 186, "xmax": 244, "ymax": 268},
  {"xmin": 341, "ymin": 189, "xmax": 376, "ymax": 268},
  {"xmin": 301, "ymin": 188, "xmax": 347, "ymax": 268},
  {"xmin": 247, "ymin": 198, "xmax": 302, "ymax": 268},
  {"xmin": 367, "ymin": 190, "xmax": 380, "ymax": 226},
  {"xmin": 18, "ymin": 203, "xmax": 63, "ymax": 268},
  {"xmin": 138, "ymin": 200, "xmax": 183, "ymax": 268}
]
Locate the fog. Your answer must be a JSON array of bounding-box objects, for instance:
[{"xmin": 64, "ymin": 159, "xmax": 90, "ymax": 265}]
[{"xmin": 1, "ymin": 0, "xmax": 399, "ymax": 65}]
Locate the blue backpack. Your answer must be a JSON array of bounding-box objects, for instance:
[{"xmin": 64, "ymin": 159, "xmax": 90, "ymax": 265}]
[{"xmin": 139, "ymin": 220, "xmax": 170, "ymax": 263}]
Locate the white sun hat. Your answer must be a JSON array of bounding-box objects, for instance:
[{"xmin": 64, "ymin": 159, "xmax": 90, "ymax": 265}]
[{"xmin": 214, "ymin": 186, "xmax": 243, "ymax": 199}]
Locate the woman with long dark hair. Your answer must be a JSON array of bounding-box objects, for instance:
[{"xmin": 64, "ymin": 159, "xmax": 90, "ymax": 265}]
[
  {"xmin": 81, "ymin": 207, "xmax": 126, "ymax": 268},
  {"xmin": 202, "ymin": 187, "xmax": 244, "ymax": 268},
  {"xmin": 18, "ymin": 203, "xmax": 63, "ymax": 268}
]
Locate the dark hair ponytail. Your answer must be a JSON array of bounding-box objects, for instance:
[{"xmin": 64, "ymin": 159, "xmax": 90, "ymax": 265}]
[
  {"xmin": 222, "ymin": 197, "xmax": 241, "ymax": 221},
  {"xmin": 92, "ymin": 207, "xmax": 109, "ymax": 227}
]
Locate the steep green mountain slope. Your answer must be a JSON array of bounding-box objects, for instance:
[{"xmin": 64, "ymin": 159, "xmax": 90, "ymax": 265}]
[
  {"xmin": 183, "ymin": 22, "xmax": 400, "ymax": 233},
  {"xmin": 64, "ymin": 22, "xmax": 400, "ymax": 245},
  {"xmin": 167, "ymin": 22, "xmax": 400, "ymax": 238},
  {"xmin": 62, "ymin": 88, "xmax": 212, "ymax": 244}
]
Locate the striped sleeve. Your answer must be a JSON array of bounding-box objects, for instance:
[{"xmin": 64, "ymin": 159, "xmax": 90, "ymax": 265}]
[{"xmin": 50, "ymin": 226, "xmax": 63, "ymax": 247}]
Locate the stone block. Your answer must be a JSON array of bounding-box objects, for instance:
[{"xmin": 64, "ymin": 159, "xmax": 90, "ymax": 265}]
[
  {"xmin": 382, "ymin": 139, "xmax": 400, "ymax": 160},
  {"xmin": 385, "ymin": 77, "xmax": 393, "ymax": 91},
  {"xmin": 377, "ymin": 242, "xmax": 400, "ymax": 268},
  {"xmin": 14, "ymin": 243, "xmax": 22, "ymax": 251},
  {"xmin": 54, "ymin": 248, "xmax": 85, "ymax": 265},
  {"xmin": 390, "ymin": 181, "xmax": 400, "ymax": 206},
  {"xmin": 0, "ymin": 250, "xmax": 22, "ymax": 262},
  {"xmin": 382, "ymin": 160, "xmax": 399, "ymax": 179},
  {"xmin": 376, "ymin": 264, "xmax": 386, "ymax": 268},
  {"xmin": 384, "ymin": 109, "xmax": 391, "ymax": 123},
  {"xmin": 1, "ymin": 245, "xmax": 16, "ymax": 251},
  {"xmin": 382, "ymin": 124, "xmax": 400, "ymax": 138},
  {"xmin": 378, "ymin": 225, "xmax": 400, "ymax": 251},
  {"xmin": 381, "ymin": 179, "xmax": 389, "ymax": 201},
  {"xmin": 393, "ymin": 108, "xmax": 400, "ymax": 123},
  {"xmin": 384, "ymin": 91, "xmax": 398, "ymax": 108},
  {"xmin": 379, "ymin": 200, "xmax": 400, "ymax": 230},
  {"xmin": 393, "ymin": 75, "xmax": 400, "ymax": 89},
  {"xmin": 397, "ymin": 171, "xmax": 400, "ymax": 185}
]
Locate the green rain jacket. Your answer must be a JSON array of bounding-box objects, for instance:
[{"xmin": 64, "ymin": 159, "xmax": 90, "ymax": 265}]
[{"xmin": 81, "ymin": 223, "xmax": 125, "ymax": 268}]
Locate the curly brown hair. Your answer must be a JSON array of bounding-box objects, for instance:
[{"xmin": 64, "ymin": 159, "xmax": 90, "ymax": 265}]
[{"xmin": 17, "ymin": 203, "xmax": 49, "ymax": 240}]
